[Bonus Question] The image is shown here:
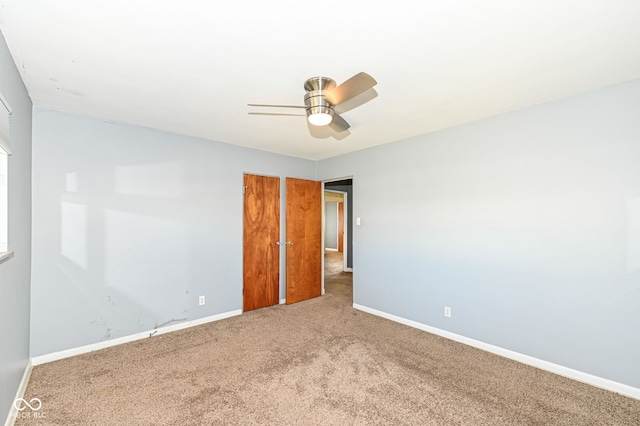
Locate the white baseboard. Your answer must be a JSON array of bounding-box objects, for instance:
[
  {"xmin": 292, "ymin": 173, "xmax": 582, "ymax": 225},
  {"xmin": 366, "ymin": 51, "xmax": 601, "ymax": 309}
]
[
  {"xmin": 31, "ymin": 309, "xmax": 242, "ymax": 366},
  {"xmin": 345, "ymin": 267, "xmax": 353, "ymax": 272},
  {"xmin": 280, "ymin": 298, "xmax": 286, "ymax": 304},
  {"xmin": 324, "ymin": 248, "xmax": 338, "ymax": 252},
  {"xmin": 4, "ymin": 359, "xmax": 33, "ymax": 426},
  {"xmin": 353, "ymin": 303, "xmax": 640, "ymax": 401}
]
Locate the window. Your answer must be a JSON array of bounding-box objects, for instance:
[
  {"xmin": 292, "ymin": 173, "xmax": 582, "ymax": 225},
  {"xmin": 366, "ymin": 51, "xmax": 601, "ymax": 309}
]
[
  {"xmin": 0, "ymin": 92, "xmax": 10, "ymax": 254},
  {"xmin": 0, "ymin": 152, "xmax": 6, "ymax": 252}
]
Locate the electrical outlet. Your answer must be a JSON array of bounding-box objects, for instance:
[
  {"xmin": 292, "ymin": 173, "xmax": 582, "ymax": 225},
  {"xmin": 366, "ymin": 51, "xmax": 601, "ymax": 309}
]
[
  {"xmin": 444, "ymin": 306, "xmax": 451, "ymax": 318},
  {"xmin": 199, "ymin": 296, "xmax": 205, "ymax": 306}
]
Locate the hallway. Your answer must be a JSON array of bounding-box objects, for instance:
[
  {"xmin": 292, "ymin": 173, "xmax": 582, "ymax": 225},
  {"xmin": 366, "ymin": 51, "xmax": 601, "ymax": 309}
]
[{"xmin": 324, "ymin": 250, "xmax": 352, "ymax": 304}]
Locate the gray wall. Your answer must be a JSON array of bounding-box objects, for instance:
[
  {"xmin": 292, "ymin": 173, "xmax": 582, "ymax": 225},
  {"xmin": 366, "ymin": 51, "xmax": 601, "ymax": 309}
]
[
  {"xmin": 0, "ymin": 31, "xmax": 32, "ymax": 422},
  {"xmin": 31, "ymin": 109, "xmax": 315, "ymax": 356},
  {"xmin": 317, "ymin": 79, "xmax": 640, "ymax": 389},
  {"xmin": 325, "ymin": 202, "xmax": 338, "ymax": 249}
]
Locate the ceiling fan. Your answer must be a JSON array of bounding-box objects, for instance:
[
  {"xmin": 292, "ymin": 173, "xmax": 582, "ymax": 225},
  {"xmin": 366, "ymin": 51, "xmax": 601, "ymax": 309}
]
[{"xmin": 248, "ymin": 72, "xmax": 377, "ymax": 133}]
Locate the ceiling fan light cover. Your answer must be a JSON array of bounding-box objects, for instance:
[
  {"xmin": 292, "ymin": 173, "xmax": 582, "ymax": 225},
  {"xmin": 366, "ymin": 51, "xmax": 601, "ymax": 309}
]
[{"xmin": 307, "ymin": 109, "xmax": 333, "ymax": 126}]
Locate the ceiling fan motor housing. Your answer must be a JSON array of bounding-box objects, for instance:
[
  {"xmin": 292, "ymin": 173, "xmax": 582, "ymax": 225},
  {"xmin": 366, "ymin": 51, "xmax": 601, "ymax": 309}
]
[{"xmin": 304, "ymin": 77, "xmax": 336, "ymax": 123}]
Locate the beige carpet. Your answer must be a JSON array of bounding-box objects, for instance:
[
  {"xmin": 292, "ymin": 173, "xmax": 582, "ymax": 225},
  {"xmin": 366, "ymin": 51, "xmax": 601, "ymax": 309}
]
[{"xmin": 15, "ymin": 251, "xmax": 640, "ymax": 425}]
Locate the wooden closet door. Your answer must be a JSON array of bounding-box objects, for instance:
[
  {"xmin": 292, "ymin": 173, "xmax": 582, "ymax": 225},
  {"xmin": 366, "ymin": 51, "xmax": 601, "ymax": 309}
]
[
  {"xmin": 285, "ymin": 178, "xmax": 322, "ymax": 304},
  {"xmin": 243, "ymin": 174, "xmax": 280, "ymax": 311}
]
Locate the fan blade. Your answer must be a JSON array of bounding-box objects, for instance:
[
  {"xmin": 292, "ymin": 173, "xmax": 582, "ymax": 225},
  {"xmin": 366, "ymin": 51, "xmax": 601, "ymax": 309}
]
[
  {"xmin": 324, "ymin": 72, "xmax": 377, "ymax": 106},
  {"xmin": 248, "ymin": 103, "xmax": 305, "ymax": 109},
  {"xmin": 249, "ymin": 112, "xmax": 306, "ymax": 117},
  {"xmin": 329, "ymin": 113, "xmax": 350, "ymax": 132}
]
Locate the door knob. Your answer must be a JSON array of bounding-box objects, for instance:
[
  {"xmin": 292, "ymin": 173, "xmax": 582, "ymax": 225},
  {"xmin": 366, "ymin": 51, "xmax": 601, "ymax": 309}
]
[
  {"xmin": 286, "ymin": 241, "xmax": 294, "ymax": 246},
  {"xmin": 275, "ymin": 241, "xmax": 281, "ymax": 246}
]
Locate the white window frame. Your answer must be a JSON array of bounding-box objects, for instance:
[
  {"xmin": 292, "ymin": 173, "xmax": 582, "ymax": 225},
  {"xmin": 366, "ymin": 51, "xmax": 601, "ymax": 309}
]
[
  {"xmin": 0, "ymin": 151, "xmax": 7, "ymax": 254},
  {"xmin": 0, "ymin": 92, "xmax": 11, "ymax": 260}
]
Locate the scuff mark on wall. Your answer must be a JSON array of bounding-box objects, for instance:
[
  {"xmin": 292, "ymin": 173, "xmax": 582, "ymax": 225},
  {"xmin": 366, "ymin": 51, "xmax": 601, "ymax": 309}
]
[
  {"xmin": 90, "ymin": 318, "xmax": 112, "ymax": 341},
  {"xmin": 101, "ymin": 328, "xmax": 112, "ymax": 341},
  {"xmin": 154, "ymin": 317, "xmax": 188, "ymax": 329}
]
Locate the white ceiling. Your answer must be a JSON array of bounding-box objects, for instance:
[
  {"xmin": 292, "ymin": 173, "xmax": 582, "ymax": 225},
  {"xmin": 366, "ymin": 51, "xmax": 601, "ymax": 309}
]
[{"xmin": 1, "ymin": 1, "xmax": 639, "ymax": 160}]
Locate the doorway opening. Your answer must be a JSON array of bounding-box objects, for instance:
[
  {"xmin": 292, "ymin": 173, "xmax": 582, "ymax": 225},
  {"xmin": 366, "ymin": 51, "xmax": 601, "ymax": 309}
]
[{"xmin": 323, "ymin": 178, "xmax": 353, "ymax": 305}]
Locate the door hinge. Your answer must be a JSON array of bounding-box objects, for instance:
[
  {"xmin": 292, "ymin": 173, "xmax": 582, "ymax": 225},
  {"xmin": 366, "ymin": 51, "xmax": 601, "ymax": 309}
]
[{"xmin": 242, "ymin": 185, "xmax": 248, "ymax": 194}]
